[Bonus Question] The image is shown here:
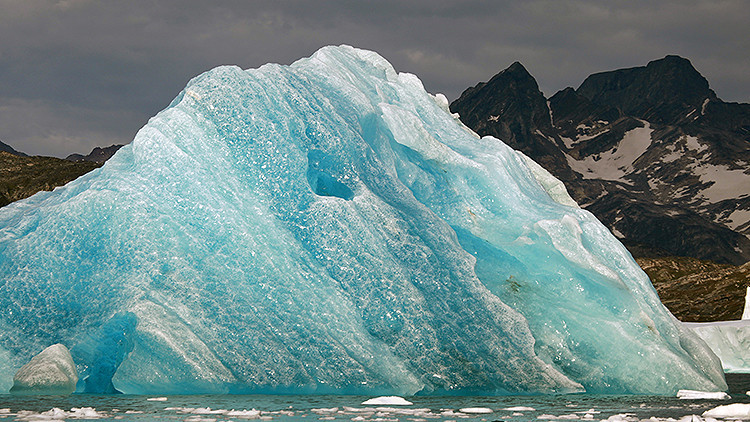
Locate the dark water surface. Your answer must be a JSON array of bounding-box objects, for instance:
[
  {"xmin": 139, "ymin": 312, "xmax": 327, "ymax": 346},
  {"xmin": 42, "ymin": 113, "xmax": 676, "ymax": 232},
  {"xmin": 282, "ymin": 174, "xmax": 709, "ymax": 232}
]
[{"xmin": 1, "ymin": 375, "xmax": 748, "ymax": 421}]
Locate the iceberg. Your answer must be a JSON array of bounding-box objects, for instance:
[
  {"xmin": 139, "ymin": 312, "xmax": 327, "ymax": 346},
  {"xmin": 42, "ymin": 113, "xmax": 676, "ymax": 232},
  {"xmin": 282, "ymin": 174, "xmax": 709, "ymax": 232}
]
[
  {"xmin": 684, "ymin": 287, "xmax": 750, "ymax": 373},
  {"xmin": 0, "ymin": 45, "xmax": 725, "ymax": 395},
  {"xmin": 685, "ymin": 320, "xmax": 750, "ymax": 373}
]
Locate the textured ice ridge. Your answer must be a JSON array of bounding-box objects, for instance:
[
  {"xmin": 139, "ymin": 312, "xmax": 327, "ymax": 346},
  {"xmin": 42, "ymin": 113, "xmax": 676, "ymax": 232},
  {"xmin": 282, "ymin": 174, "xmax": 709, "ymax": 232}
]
[{"xmin": 0, "ymin": 45, "xmax": 725, "ymax": 395}]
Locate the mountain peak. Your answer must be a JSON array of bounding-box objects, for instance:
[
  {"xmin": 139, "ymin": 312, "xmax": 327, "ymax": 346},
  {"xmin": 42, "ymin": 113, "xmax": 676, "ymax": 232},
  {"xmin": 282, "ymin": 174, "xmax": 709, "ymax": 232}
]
[
  {"xmin": 577, "ymin": 55, "xmax": 716, "ymax": 124},
  {"xmin": 450, "ymin": 60, "xmax": 550, "ymax": 135},
  {"xmin": 506, "ymin": 61, "xmax": 529, "ymax": 73}
]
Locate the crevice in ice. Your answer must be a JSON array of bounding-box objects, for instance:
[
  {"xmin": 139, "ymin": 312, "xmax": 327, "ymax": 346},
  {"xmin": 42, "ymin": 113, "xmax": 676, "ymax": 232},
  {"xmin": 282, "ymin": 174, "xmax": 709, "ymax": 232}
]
[
  {"xmin": 70, "ymin": 312, "xmax": 137, "ymax": 394},
  {"xmin": 306, "ymin": 150, "xmax": 354, "ymax": 200}
]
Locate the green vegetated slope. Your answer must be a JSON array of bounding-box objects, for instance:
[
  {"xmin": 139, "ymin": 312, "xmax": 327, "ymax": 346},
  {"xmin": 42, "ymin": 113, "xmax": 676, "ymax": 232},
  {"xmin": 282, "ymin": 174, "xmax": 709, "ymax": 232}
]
[
  {"xmin": 0, "ymin": 151, "xmax": 102, "ymax": 207},
  {"xmin": 638, "ymin": 256, "xmax": 750, "ymax": 322}
]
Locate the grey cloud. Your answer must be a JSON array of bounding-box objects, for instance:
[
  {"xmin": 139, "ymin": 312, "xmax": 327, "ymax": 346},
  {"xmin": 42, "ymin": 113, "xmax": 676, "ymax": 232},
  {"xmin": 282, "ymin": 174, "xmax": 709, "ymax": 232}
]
[{"xmin": 0, "ymin": 0, "xmax": 748, "ymax": 156}]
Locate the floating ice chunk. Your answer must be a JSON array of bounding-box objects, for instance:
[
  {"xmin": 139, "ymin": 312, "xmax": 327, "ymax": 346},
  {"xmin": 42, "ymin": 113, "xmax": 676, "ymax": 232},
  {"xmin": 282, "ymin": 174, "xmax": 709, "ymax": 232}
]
[
  {"xmin": 677, "ymin": 389, "xmax": 730, "ymax": 400},
  {"xmin": 147, "ymin": 397, "xmax": 168, "ymax": 401},
  {"xmin": 459, "ymin": 407, "xmax": 493, "ymax": 414},
  {"xmin": 703, "ymin": 403, "xmax": 750, "ymax": 419},
  {"xmin": 10, "ymin": 344, "xmax": 78, "ymax": 395},
  {"xmin": 504, "ymin": 406, "xmax": 536, "ymax": 411},
  {"xmin": 361, "ymin": 396, "xmax": 413, "ymax": 405},
  {"xmin": 601, "ymin": 414, "xmax": 637, "ymax": 422},
  {"xmin": 225, "ymin": 409, "xmax": 261, "ymax": 418},
  {"xmin": 190, "ymin": 407, "xmax": 228, "ymax": 415},
  {"xmin": 311, "ymin": 407, "xmax": 339, "ymax": 413},
  {"xmin": 14, "ymin": 407, "xmax": 108, "ymax": 421}
]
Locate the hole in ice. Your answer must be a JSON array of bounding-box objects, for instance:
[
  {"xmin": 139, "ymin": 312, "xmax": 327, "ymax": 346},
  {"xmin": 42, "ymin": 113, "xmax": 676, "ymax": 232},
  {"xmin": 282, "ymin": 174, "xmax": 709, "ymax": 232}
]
[{"xmin": 306, "ymin": 150, "xmax": 354, "ymax": 200}]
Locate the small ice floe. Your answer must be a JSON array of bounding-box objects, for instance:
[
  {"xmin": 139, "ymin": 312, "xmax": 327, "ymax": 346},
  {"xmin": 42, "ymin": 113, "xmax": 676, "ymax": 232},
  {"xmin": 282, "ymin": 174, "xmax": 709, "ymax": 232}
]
[
  {"xmin": 361, "ymin": 396, "xmax": 413, "ymax": 405},
  {"xmin": 458, "ymin": 407, "xmax": 493, "ymax": 414},
  {"xmin": 504, "ymin": 406, "xmax": 536, "ymax": 411},
  {"xmin": 537, "ymin": 414, "xmax": 580, "ymax": 420},
  {"xmin": 225, "ymin": 409, "xmax": 261, "ymax": 418},
  {"xmin": 600, "ymin": 414, "xmax": 637, "ymax": 422},
  {"xmin": 14, "ymin": 407, "xmax": 108, "ymax": 421},
  {"xmin": 191, "ymin": 407, "xmax": 228, "ymax": 415},
  {"xmin": 677, "ymin": 389, "xmax": 730, "ymax": 400},
  {"xmin": 147, "ymin": 396, "xmax": 168, "ymax": 401},
  {"xmin": 703, "ymin": 403, "xmax": 750, "ymax": 419},
  {"xmin": 311, "ymin": 407, "xmax": 339, "ymax": 414}
]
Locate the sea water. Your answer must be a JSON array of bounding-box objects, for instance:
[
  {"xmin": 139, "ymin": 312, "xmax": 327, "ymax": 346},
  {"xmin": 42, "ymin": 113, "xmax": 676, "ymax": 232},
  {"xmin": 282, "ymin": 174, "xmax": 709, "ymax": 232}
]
[{"xmin": 0, "ymin": 375, "xmax": 747, "ymax": 421}]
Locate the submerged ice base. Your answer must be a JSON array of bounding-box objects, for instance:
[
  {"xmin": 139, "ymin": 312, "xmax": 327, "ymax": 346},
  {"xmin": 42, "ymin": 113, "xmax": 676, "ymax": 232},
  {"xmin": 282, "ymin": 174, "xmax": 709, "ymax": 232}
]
[{"xmin": 0, "ymin": 46, "xmax": 725, "ymax": 395}]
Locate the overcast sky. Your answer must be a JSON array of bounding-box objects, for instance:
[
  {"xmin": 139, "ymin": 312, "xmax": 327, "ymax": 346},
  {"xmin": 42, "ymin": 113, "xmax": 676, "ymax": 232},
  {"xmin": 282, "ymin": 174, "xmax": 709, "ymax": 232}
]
[{"xmin": 1, "ymin": 0, "xmax": 748, "ymax": 157}]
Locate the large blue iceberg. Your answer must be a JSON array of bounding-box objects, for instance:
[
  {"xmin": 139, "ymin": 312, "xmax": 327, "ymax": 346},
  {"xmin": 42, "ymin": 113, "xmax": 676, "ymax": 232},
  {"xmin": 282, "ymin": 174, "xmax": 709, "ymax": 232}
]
[{"xmin": 0, "ymin": 46, "xmax": 725, "ymax": 395}]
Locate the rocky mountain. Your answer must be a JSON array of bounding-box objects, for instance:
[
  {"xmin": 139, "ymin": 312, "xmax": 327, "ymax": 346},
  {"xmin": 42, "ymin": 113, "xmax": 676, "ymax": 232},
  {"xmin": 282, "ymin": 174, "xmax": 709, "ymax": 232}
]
[
  {"xmin": 0, "ymin": 140, "xmax": 27, "ymax": 156},
  {"xmin": 66, "ymin": 144, "xmax": 123, "ymax": 163},
  {"xmin": 451, "ymin": 56, "xmax": 750, "ymax": 266}
]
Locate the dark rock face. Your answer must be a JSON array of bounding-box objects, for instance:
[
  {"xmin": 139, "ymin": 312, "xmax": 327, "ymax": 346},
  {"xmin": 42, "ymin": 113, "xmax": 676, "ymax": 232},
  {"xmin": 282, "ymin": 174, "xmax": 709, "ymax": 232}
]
[
  {"xmin": 451, "ymin": 55, "xmax": 750, "ymax": 266},
  {"xmin": 66, "ymin": 144, "xmax": 123, "ymax": 163},
  {"xmin": 451, "ymin": 62, "xmax": 577, "ymax": 181},
  {"xmin": 576, "ymin": 55, "xmax": 717, "ymax": 125}
]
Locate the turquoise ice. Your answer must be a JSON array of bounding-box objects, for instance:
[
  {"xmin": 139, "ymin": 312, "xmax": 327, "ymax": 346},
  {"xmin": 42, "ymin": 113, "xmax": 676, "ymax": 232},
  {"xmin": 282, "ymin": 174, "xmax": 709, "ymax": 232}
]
[{"xmin": 0, "ymin": 46, "xmax": 725, "ymax": 395}]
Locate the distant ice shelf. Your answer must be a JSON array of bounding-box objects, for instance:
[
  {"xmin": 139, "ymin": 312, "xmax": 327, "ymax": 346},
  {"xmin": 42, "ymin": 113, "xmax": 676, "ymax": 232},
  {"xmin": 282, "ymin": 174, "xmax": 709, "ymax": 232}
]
[{"xmin": 0, "ymin": 45, "xmax": 726, "ymax": 395}]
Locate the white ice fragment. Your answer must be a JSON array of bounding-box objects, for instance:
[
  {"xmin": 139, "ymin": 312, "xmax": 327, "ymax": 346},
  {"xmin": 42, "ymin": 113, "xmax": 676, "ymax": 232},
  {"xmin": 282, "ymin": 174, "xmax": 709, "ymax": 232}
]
[
  {"xmin": 703, "ymin": 403, "xmax": 750, "ymax": 419},
  {"xmin": 676, "ymin": 416, "xmax": 706, "ymax": 422},
  {"xmin": 191, "ymin": 407, "xmax": 228, "ymax": 414},
  {"xmin": 504, "ymin": 406, "xmax": 536, "ymax": 411},
  {"xmin": 10, "ymin": 344, "xmax": 78, "ymax": 395},
  {"xmin": 13, "ymin": 407, "xmax": 109, "ymax": 421},
  {"xmin": 677, "ymin": 389, "xmax": 730, "ymax": 400},
  {"xmin": 361, "ymin": 396, "xmax": 413, "ymax": 406},
  {"xmin": 459, "ymin": 407, "xmax": 493, "ymax": 414},
  {"xmin": 311, "ymin": 407, "xmax": 339, "ymax": 414},
  {"xmin": 147, "ymin": 397, "xmax": 168, "ymax": 401}
]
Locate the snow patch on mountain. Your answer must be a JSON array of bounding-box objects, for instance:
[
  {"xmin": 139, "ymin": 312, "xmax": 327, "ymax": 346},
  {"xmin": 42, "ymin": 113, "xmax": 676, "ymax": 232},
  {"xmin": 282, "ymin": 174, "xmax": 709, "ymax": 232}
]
[
  {"xmin": 566, "ymin": 121, "xmax": 653, "ymax": 182},
  {"xmin": 684, "ymin": 136, "xmax": 707, "ymax": 153},
  {"xmin": 727, "ymin": 210, "xmax": 750, "ymax": 232},
  {"xmin": 695, "ymin": 165, "xmax": 750, "ymax": 204}
]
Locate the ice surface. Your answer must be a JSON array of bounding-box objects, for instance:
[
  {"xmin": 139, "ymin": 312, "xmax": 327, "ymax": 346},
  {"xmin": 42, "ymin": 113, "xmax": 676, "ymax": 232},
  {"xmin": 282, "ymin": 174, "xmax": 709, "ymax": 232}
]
[
  {"xmin": 685, "ymin": 320, "xmax": 750, "ymax": 373},
  {"xmin": 10, "ymin": 344, "xmax": 78, "ymax": 395},
  {"xmin": 361, "ymin": 396, "xmax": 412, "ymax": 405},
  {"xmin": 676, "ymin": 389, "xmax": 730, "ymax": 400},
  {"xmin": 0, "ymin": 45, "xmax": 725, "ymax": 395},
  {"xmin": 703, "ymin": 403, "xmax": 750, "ymax": 419},
  {"xmin": 459, "ymin": 407, "xmax": 493, "ymax": 414}
]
